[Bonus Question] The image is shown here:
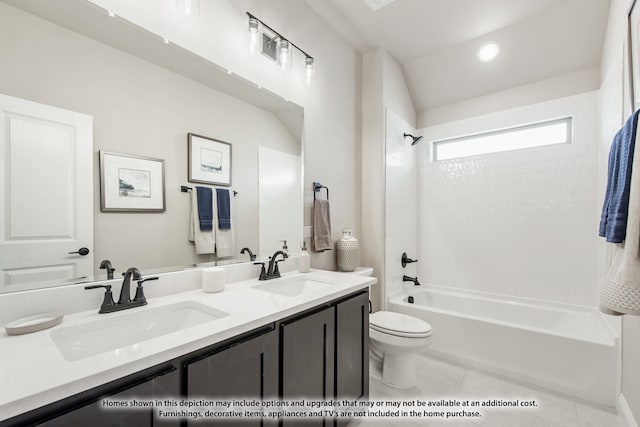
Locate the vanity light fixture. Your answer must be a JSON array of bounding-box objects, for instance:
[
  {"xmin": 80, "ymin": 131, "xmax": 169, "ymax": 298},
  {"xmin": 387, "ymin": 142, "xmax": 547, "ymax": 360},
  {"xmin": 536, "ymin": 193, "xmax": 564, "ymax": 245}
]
[
  {"xmin": 175, "ymin": 0, "xmax": 200, "ymax": 16},
  {"xmin": 246, "ymin": 12, "xmax": 315, "ymax": 84},
  {"xmin": 477, "ymin": 41, "xmax": 500, "ymax": 62}
]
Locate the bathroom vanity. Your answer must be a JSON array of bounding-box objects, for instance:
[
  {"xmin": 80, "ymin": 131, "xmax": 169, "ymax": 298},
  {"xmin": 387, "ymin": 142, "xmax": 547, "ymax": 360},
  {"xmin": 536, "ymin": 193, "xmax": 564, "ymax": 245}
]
[{"xmin": 0, "ymin": 269, "xmax": 372, "ymax": 427}]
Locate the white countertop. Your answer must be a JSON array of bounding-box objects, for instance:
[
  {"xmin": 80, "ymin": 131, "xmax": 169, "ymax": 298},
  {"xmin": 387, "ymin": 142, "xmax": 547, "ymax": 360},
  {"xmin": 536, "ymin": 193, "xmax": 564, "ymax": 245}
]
[{"xmin": 0, "ymin": 269, "xmax": 375, "ymax": 422}]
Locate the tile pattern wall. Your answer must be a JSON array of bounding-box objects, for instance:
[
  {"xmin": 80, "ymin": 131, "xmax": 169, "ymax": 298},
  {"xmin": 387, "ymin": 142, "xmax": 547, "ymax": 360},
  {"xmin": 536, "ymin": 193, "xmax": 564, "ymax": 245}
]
[{"xmin": 417, "ymin": 92, "xmax": 599, "ymax": 306}]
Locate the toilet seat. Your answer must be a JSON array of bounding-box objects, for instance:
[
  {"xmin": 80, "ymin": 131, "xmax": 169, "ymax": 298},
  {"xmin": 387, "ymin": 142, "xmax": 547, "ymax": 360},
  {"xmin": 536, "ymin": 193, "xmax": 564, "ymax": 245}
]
[{"xmin": 370, "ymin": 311, "xmax": 432, "ymax": 338}]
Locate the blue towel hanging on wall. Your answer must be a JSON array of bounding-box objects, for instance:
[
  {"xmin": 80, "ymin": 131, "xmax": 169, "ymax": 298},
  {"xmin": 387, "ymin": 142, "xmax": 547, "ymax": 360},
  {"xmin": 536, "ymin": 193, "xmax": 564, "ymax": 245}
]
[
  {"xmin": 599, "ymin": 109, "xmax": 640, "ymax": 243},
  {"xmin": 216, "ymin": 188, "xmax": 231, "ymax": 230},
  {"xmin": 196, "ymin": 186, "xmax": 213, "ymax": 231}
]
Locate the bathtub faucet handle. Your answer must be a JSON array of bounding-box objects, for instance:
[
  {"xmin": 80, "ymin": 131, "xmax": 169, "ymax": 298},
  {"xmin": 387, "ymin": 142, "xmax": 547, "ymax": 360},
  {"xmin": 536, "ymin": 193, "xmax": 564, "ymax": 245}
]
[
  {"xmin": 403, "ymin": 275, "xmax": 421, "ymax": 286},
  {"xmin": 401, "ymin": 252, "xmax": 418, "ymax": 268}
]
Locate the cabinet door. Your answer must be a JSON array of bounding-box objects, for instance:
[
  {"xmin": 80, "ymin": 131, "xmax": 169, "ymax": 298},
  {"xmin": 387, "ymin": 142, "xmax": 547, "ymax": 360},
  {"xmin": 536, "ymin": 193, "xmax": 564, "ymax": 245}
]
[
  {"xmin": 186, "ymin": 329, "xmax": 278, "ymax": 427},
  {"xmin": 281, "ymin": 306, "xmax": 335, "ymax": 427},
  {"xmin": 38, "ymin": 368, "xmax": 179, "ymax": 427},
  {"xmin": 335, "ymin": 291, "xmax": 369, "ymax": 427}
]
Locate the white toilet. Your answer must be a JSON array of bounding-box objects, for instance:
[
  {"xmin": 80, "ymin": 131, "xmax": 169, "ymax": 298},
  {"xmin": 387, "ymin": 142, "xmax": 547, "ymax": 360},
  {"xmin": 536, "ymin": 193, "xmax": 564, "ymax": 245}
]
[
  {"xmin": 369, "ymin": 310, "xmax": 433, "ymax": 388},
  {"xmin": 348, "ymin": 268, "xmax": 433, "ymax": 389}
]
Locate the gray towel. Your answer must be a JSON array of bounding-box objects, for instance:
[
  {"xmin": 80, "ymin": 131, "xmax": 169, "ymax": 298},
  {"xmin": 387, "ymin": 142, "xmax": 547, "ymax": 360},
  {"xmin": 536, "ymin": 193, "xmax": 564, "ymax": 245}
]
[{"xmin": 313, "ymin": 199, "xmax": 332, "ymax": 252}]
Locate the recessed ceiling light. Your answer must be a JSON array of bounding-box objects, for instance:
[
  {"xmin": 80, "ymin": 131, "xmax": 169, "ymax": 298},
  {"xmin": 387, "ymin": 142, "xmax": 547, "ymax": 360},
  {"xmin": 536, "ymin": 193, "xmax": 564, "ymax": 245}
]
[
  {"xmin": 477, "ymin": 42, "xmax": 500, "ymax": 63},
  {"xmin": 362, "ymin": 0, "xmax": 396, "ymax": 11}
]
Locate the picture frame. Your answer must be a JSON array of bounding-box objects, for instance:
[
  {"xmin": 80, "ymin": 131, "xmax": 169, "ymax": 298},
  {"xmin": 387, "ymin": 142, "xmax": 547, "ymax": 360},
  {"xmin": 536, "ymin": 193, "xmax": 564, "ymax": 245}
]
[
  {"xmin": 188, "ymin": 133, "xmax": 232, "ymax": 186},
  {"xmin": 99, "ymin": 151, "xmax": 166, "ymax": 212},
  {"xmin": 628, "ymin": 0, "xmax": 640, "ymax": 112}
]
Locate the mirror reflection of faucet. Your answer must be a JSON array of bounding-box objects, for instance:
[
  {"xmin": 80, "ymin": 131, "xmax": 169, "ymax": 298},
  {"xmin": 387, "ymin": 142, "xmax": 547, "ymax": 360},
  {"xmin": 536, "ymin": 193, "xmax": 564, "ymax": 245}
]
[
  {"xmin": 99, "ymin": 259, "xmax": 115, "ymax": 280},
  {"xmin": 240, "ymin": 247, "xmax": 257, "ymax": 261}
]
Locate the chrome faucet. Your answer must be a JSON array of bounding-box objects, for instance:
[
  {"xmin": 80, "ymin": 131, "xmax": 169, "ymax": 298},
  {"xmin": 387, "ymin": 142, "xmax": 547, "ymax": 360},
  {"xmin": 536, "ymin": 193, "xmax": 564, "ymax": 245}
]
[
  {"xmin": 85, "ymin": 267, "xmax": 158, "ymax": 313},
  {"xmin": 254, "ymin": 250, "xmax": 287, "ymax": 280},
  {"xmin": 403, "ymin": 275, "xmax": 421, "ymax": 286}
]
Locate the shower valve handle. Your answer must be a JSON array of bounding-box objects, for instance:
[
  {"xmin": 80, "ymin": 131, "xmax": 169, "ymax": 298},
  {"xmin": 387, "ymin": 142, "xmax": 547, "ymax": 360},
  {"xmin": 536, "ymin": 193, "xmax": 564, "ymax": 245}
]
[{"xmin": 401, "ymin": 252, "xmax": 418, "ymax": 268}]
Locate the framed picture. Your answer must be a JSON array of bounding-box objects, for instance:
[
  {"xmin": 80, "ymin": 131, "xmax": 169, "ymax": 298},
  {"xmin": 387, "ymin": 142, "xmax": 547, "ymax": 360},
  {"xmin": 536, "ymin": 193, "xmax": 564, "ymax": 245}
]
[
  {"xmin": 188, "ymin": 133, "xmax": 232, "ymax": 186},
  {"xmin": 628, "ymin": 0, "xmax": 640, "ymax": 111},
  {"xmin": 99, "ymin": 151, "xmax": 166, "ymax": 212}
]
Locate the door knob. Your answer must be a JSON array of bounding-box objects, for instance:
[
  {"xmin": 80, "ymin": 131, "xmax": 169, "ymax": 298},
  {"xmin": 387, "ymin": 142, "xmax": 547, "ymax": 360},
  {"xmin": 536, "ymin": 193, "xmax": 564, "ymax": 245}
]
[{"xmin": 69, "ymin": 247, "xmax": 90, "ymax": 256}]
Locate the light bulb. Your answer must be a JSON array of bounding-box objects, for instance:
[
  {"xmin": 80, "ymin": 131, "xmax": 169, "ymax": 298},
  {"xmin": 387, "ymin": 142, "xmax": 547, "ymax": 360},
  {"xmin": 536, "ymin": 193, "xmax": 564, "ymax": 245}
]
[
  {"xmin": 477, "ymin": 42, "xmax": 500, "ymax": 62},
  {"xmin": 176, "ymin": 0, "xmax": 200, "ymax": 16},
  {"xmin": 248, "ymin": 17, "xmax": 259, "ymax": 54},
  {"xmin": 305, "ymin": 56, "xmax": 314, "ymax": 85},
  {"xmin": 278, "ymin": 39, "xmax": 290, "ymax": 70}
]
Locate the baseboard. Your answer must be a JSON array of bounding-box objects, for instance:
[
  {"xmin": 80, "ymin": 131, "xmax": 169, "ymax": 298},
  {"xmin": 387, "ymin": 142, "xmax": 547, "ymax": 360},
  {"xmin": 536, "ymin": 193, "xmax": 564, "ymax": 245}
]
[{"xmin": 619, "ymin": 394, "xmax": 639, "ymax": 427}]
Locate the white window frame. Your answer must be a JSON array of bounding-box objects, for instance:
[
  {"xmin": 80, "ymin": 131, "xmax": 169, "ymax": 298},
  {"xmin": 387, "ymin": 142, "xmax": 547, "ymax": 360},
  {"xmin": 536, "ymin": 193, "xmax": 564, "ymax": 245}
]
[{"xmin": 431, "ymin": 116, "xmax": 573, "ymax": 162}]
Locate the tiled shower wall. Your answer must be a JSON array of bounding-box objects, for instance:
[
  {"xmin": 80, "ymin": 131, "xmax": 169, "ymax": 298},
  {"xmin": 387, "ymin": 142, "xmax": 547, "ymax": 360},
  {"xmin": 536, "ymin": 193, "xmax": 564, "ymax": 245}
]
[{"xmin": 416, "ymin": 91, "xmax": 599, "ymax": 306}]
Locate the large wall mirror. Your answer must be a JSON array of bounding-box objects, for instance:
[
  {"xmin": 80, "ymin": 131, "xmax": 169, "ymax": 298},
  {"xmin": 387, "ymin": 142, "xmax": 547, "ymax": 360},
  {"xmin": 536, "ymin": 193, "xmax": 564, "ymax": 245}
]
[{"xmin": 0, "ymin": 0, "xmax": 303, "ymax": 293}]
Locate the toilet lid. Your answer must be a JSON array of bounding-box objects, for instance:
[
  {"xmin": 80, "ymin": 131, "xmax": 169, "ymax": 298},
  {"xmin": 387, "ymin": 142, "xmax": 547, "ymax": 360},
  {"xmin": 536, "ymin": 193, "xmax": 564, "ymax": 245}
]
[{"xmin": 370, "ymin": 311, "xmax": 432, "ymax": 338}]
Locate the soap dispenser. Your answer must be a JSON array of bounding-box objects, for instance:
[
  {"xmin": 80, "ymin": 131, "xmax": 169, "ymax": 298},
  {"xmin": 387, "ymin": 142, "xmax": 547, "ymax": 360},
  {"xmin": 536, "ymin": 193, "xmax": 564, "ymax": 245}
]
[
  {"xmin": 280, "ymin": 240, "xmax": 289, "ymax": 258},
  {"xmin": 299, "ymin": 241, "xmax": 310, "ymax": 273}
]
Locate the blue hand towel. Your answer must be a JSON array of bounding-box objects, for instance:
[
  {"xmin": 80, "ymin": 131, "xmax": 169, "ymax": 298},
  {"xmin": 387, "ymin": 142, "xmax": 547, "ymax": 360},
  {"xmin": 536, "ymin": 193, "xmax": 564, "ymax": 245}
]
[
  {"xmin": 599, "ymin": 109, "xmax": 640, "ymax": 243},
  {"xmin": 196, "ymin": 186, "xmax": 213, "ymax": 231},
  {"xmin": 216, "ymin": 189, "xmax": 231, "ymax": 230}
]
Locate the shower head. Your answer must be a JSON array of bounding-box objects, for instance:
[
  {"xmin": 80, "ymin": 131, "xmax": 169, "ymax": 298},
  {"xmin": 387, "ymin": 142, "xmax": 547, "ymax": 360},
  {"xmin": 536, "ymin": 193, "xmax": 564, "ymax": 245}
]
[{"xmin": 404, "ymin": 133, "xmax": 423, "ymax": 146}]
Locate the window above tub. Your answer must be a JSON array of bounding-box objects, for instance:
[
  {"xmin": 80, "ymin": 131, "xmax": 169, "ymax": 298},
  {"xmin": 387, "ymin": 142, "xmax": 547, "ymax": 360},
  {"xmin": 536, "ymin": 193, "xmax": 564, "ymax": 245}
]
[{"xmin": 432, "ymin": 116, "xmax": 572, "ymax": 162}]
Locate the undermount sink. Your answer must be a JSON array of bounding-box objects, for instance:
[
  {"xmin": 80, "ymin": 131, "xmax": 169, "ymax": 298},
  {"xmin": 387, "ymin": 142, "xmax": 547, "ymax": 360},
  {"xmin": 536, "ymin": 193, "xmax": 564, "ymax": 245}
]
[
  {"xmin": 252, "ymin": 276, "xmax": 333, "ymax": 297},
  {"xmin": 50, "ymin": 301, "xmax": 228, "ymax": 361}
]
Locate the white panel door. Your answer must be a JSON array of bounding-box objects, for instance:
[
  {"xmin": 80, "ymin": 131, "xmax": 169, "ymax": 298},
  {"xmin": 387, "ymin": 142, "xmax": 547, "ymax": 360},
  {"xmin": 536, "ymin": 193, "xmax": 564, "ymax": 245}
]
[{"xmin": 0, "ymin": 93, "xmax": 93, "ymax": 290}]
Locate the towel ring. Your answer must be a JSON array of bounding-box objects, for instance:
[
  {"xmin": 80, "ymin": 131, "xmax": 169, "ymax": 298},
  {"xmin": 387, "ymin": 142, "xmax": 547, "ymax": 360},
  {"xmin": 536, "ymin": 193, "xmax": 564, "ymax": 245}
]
[{"xmin": 313, "ymin": 182, "xmax": 329, "ymax": 201}]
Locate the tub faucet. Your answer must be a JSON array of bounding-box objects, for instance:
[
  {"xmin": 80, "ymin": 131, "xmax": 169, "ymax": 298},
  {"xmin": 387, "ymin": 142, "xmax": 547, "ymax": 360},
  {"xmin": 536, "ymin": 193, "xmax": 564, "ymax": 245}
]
[{"xmin": 403, "ymin": 275, "xmax": 421, "ymax": 286}]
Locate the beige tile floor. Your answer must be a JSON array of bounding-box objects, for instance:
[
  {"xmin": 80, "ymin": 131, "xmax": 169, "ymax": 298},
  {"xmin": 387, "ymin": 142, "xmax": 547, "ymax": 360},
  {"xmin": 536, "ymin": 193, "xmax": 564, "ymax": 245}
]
[{"xmin": 347, "ymin": 354, "xmax": 625, "ymax": 426}]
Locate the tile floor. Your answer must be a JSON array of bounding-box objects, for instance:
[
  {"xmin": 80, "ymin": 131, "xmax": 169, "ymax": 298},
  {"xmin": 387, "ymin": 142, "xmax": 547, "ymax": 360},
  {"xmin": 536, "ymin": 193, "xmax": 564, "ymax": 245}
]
[{"xmin": 347, "ymin": 353, "xmax": 625, "ymax": 427}]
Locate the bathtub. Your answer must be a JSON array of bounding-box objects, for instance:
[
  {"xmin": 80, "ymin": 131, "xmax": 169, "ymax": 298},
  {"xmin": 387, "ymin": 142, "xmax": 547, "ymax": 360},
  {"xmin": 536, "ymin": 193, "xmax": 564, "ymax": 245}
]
[{"xmin": 388, "ymin": 287, "xmax": 619, "ymax": 407}]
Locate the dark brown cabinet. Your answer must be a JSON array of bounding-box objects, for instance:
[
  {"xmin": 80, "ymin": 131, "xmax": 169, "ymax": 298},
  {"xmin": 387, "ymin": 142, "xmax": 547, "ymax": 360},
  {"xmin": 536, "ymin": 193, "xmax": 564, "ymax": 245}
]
[
  {"xmin": 335, "ymin": 291, "xmax": 369, "ymax": 427},
  {"xmin": 279, "ymin": 290, "xmax": 369, "ymax": 427},
  {"xmin": 4, "ymin": 289, "xmax": 369, "ymax": 427},
  {"xmin": 185, "ymin": 328, "xmax": 278, "ymax": 426},
  {"xmin": 281, "ymin": 306, "xmax": 335, "ymax": 427},
  {"xmin": 37, "ymin": 368, "xmax": 179, "ymax": 427}
]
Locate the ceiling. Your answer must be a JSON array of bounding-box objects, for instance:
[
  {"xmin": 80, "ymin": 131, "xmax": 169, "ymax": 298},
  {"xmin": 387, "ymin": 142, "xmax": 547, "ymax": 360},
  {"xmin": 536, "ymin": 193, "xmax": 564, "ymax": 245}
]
[{"xmin": 305, "ymin": 0, "xmax": 611, "ymax": 113}]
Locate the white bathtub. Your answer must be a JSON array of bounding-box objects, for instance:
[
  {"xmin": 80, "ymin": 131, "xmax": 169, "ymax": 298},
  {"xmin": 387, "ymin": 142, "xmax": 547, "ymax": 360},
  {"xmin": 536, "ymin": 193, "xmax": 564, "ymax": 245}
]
[{"xmin": 388, "ymin": 287, "xmax": 619, "ymax": 407}]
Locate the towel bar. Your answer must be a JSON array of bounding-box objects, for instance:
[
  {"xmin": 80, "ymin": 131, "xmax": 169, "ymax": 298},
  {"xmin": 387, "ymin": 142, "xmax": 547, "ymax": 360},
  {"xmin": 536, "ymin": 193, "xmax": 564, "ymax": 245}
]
[{"xmin": 181, "ymin": 185, "xmax": 237, "ymax": 196}]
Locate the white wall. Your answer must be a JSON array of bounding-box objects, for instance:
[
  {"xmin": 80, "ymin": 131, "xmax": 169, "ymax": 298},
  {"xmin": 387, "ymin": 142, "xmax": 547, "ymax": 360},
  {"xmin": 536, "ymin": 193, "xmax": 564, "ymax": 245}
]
[
  {"xmin": 417, "ymin": 92, "xmax": 599, "ymax": 306},
  {"xmin": 600, "ymin": 0, "xmax": 640, "ymax": 422},
  {"xmin": 384, "ymin": 109, "xmax": 417, "ymax": 299},
  {"xmin": 0, "ymin": 2, "xmax": 299, "ymax": 274},
  {"xmin": 87, "ymin": 0, "xmax": 361, "ymax": 271},
  {"xmin": 362, "ymin": 48, "xmax": 416, "ymax": 310},
  {"xmin": 418, "ymin": 67, "xmax": 601, "ymax": 128}
]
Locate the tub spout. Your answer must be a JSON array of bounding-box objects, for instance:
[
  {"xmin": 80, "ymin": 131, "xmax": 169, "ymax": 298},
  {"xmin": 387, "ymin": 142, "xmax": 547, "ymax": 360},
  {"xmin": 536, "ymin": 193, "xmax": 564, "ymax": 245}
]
[{"xmin": 403, "ymin": 275, "xmax": 421, "ymax": 286}]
